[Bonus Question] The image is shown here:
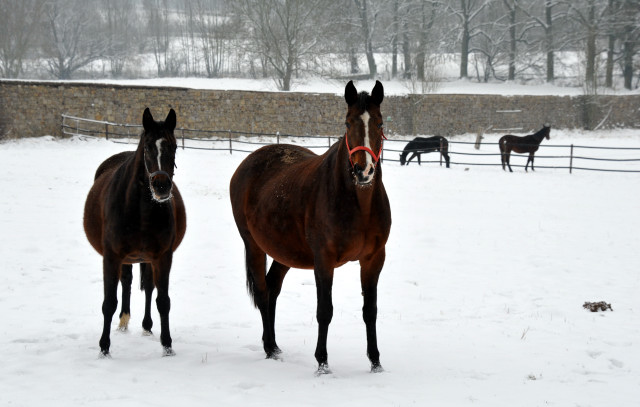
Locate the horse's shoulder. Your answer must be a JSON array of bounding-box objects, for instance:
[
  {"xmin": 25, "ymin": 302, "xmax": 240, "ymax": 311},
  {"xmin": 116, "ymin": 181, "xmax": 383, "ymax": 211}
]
[{"xmin": 94, "ymin": 151, "xmax": 134, "ymax": 180}]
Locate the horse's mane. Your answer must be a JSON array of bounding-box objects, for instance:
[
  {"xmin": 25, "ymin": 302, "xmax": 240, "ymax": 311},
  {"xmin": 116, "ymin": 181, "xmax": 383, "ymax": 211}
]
[{"xmin": 533, "ymin": 125, "xmax": 550, "ymax": 137}]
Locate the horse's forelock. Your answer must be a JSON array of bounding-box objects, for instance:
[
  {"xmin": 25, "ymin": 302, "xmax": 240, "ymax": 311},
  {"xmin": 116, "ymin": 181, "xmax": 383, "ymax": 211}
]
[{"xmin": 357, "ymin": 91, "xmax": 370, "ymax": 112}]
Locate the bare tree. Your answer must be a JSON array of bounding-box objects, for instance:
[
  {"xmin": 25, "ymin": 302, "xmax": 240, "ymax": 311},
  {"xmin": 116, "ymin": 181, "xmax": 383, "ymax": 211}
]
[
  {"xmin": 0, "ymin": 0, "xmax": 45, "ymax": 78},
  {"xmin": 446, "ymin": 0, "xmax": 494, "ymax": 79},
  {"xmin": 233, "ymin": 0, "xmax": 331, "ymax": 90},
  {"xmin": 144, "ymin": 0, "xmax": 179, "ymax": 76},
  {"xmin": 519, "ymin": 0, "xmax": 569, "ymax": 83},
  {"xmin": 568, "ymin": 0, "xmax": 610, "ymax": 92},
  {"xmin": 353, "ymin": 0, "xmax": 381, "ymax": 79},
  {"xmin": 103, "ymin": 0, "xmax": 140, "ymax": 77},
  {"xmin": 41, "ymin": 0, "xmax": 106, "ymax": 79}
]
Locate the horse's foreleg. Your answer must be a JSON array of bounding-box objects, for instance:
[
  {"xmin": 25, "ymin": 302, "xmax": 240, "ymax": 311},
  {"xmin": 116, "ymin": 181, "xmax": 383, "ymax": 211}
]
[
  {"xmin": 313, "ymin": 259, "xmax": 335, "ymax": 373},
  {"xmin": 529, "ymin": 153, "xmax": 535, "ymax": 171},
  {"xmin": 118, "ymin": 264, "xmax": 133, "ymax": 331},
  {"xmin": 417, "ymin": 153, "xmax": 422, "ymax": 166},
  {"xmin": 153, "ymin": 253, "xmax": 174, "ymax": 356},
  {"xmin": 407, "ymin": 152, "xmax": 417, "ymax": 165},
  {"xmin": 360, "ymin": 249, "xmax": 385, "ymax": 372},
  {"xmin": 99, "ymin": 253, "xmax": 121, "ymax": 356},
  {"xmin": 140, "ymin": 263, "xmax": 154, "ymax": 333},
  {"xmin": 444, "ymin": 152, "xmax": 451, "ymax": 168},
  {"xmin": 266, "ymin": 260, "xmax": 290, "ymax": 356}
]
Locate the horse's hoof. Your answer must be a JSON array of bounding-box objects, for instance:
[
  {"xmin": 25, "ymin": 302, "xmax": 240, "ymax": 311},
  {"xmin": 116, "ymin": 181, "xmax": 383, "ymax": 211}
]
[
  {"xmin": 118, "ymin": 314, "xmax": 130, "ymax": 331},
  {"xmin": 315, "ymin": 363, "xmax": 332, "ymax": 376},
  {"xmin": 162, "ymin": 347, "xmax": 175, "ymax": 357},
  {"xmin": 370, "ymin": 363, "xmax": 384, "ymax": 373},
  {"xmin": 266, "ymin": 347, "xmax": 282, "ymax": 360},
  {"xmin": 99, "ymin": 350, "xmax": 112, "ymax": 359},
  {"xmin": 142, "ymin": 329, "xmax": 153, "ymax": 336}
]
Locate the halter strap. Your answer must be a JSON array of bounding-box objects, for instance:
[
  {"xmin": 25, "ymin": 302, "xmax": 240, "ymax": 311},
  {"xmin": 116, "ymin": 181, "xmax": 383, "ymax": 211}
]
[{"xmin": 345, "ymin": 129, "xmax": 387, "ymax": 168}]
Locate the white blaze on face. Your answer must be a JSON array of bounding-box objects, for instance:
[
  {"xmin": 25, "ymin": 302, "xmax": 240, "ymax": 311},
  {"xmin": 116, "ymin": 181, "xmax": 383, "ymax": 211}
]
[
  {"xmin": 359, "ymin": 111, "xmax": 375, "ymax": 183},
  {"xmin": 155, "ymin": 138, "xmax": 164, "ymax": 171}
]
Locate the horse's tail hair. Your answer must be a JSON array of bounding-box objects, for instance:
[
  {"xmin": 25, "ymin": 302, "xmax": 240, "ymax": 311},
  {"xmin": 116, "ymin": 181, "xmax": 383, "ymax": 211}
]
[{"xmin": 245, "ymin": 249, "xmax": 260, "ymax": 309}]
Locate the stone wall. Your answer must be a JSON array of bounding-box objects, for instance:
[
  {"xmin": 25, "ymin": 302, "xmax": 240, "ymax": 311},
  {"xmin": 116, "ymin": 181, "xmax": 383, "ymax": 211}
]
[{"xmin": 1, "ymin": 80, "xmax": 639, "ymax": 140}]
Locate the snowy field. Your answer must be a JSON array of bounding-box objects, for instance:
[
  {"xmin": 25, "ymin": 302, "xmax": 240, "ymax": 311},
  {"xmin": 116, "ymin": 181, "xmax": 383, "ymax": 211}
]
[{"xmin": 1, "ymin": 131, "xmax": 639, "ymax": 406}]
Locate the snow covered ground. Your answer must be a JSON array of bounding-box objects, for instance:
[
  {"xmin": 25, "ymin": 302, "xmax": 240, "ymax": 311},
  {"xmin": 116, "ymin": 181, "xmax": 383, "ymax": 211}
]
[{"xmin": 1, "ymin": 131, "xmax": 639, "ymax": 406}]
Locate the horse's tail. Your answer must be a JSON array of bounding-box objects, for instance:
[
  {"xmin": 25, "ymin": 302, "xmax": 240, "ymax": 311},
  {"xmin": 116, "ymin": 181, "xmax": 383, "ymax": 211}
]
[
  {"xmin": 245, "ymin": 249, "xmax": 260, "ymax": 308},
  {"xmin": 498, "ymin": 137, "xmax": 507, "ymax": 169}
]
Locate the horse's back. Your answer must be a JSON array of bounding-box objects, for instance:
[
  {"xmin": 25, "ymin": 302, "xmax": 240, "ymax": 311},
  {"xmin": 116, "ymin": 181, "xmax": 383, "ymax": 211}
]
[
  {"xmin": 231, "ymin": 144, "xmax": 317, "ymax": 195},
  {"xmin": 94, "ymin": 151, "xmax": 134, "ymax": 180}
]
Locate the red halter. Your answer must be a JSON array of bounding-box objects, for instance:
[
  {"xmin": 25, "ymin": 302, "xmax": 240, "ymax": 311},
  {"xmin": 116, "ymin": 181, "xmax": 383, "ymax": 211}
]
[{"xmin": 345, "ymin": 129, "xmax": 387, "ymax": 168}]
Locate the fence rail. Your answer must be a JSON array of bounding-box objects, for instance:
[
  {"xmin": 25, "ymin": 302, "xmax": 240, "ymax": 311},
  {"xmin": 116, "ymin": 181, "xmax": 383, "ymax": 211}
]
[{"xmin": 62, "ymin": 114, "xmax": 640, "ymax": 174}]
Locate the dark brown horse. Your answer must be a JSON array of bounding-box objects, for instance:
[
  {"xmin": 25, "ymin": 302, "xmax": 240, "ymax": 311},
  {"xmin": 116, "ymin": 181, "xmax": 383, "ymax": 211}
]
[
  {"xmin": 83, "ymin": 108, "xmax": 186, "ymax": 357},
  {"xmin": 230, "ymin": 81, "xmax": 391, "ymax": 374},
  {"xmin": 399, "ymin": 136, "xmax": 451, "ymax": 167},
  {"xmin": 499, "ymin": 125, "xmax": 551, "ymax": 172}
]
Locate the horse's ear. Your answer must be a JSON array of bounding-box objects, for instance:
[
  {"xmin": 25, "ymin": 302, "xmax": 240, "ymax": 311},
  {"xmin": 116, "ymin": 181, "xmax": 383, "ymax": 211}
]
[
  {"xmin": 165, "ymin": 109, "xmax": 177, "ymax": 131},
  {"xmin": 371, "ymin": 80, "xmax": 384, "ymax": 106},
  {"xmin": 345, "ymin": 80, "xmax": 358, "ymax": 106},
  {"xmin": 142, "ymin": 108, "xmax": 155, "ymax": 131}
]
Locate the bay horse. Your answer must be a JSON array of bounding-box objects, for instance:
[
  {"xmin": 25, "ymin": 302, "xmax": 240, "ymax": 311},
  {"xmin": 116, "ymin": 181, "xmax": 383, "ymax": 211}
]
[
  {"xmin": 83, "ymin": 108, "xmax": 186, "ymax": 357},
  {"xmin": 230, "ymin": 81, "xmax": 391, "ymax": 374},
  {"xmin": 499, "ymin": 125, "xmax": 551, "ymax": 172},
  {"xmin": 399, "ymin": 136, "xmax": 450, "ymax": 167}
]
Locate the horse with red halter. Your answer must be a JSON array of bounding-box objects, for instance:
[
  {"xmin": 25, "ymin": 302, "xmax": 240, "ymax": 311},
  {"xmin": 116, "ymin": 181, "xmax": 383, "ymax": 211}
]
[
  {"xmin": 499, "ymin": 125, "xmax": 551, "ymax": 172},
  {"xmin": 83, "ymin": 108, "xmax": 186, "ymax": 357},
  {"xmin": 230, "ymin": 81, "xmax": 391, "ymax": 374}
]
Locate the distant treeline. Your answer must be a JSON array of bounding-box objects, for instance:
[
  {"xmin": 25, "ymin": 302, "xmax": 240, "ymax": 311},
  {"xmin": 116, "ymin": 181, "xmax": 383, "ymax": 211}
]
[{"xmin": 0, "ymin": 0, "xmax": 638, "ymax": 91}]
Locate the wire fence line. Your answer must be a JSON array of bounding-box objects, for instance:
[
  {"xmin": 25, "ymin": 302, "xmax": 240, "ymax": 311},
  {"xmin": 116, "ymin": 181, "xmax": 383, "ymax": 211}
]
[{"xmin": 61, "ymin": 114, "xmax": 640, "ymax": 174}]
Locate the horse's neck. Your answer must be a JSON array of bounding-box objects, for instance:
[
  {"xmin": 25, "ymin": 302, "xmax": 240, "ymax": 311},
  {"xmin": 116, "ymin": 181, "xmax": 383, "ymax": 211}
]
[
  {"xmin": 122, "ymin": 146, "xmax": 152, "ymax": 204},
  {"xmin": 533, "ymin": 130, "xmax": 547, "ymax": 144}
]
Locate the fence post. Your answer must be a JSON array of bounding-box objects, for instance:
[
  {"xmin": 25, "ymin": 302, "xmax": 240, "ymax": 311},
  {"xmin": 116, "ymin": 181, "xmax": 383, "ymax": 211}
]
[
  {"xmin": 105, "ymin": 123, "xmax": 109, "ymax": 140},
  {"xmin": 439, "ymin": 137, "xmax": 443, "ymax": 166},
  {"xmin": 569, "ymin": 144, "xmax": 574, "ymax": 174},
  {"xmin": 228, "ymin": 130, "xmax": 232, "ymax": 154},
  {"xmin": 277, "ymin": 131, "xmax": 280, "ymax": 144},
  {"xmin": 181, "ymin": 128, "xmax": 185, "ymax": 150}
]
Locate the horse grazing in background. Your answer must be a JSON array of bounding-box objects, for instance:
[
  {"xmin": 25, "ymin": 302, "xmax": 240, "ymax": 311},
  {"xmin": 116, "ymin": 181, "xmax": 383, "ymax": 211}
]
[
  {"xmin": 230, "ymin": 81, "xmax": 391, "ymax": 374},
  {"xmin": 83, "ymin": 108, "xmax": 186, "ymax": 357},
  {"xmin": 399, "ymin": 136, "xmax": 450, "ymax": 168},
  {"xmin": 499, "ymin": 125, "xmax": 551, "ymax": 172}
]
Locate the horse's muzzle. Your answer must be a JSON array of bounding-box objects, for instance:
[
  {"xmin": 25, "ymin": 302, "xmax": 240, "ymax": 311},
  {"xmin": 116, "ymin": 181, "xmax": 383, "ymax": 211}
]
[
  {"xmin": 149, "ymin": 170, "xmax": 173, "ymax": 202},
  {"xmin": 353, "ymin": 163, "xmax": 375, "ymax": 185}
]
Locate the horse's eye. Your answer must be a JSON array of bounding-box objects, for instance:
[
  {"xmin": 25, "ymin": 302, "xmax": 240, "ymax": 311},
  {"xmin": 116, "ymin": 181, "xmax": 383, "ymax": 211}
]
[{"xmin": 345, "ymin": 122, "xmax": 350, "ymax": 129}]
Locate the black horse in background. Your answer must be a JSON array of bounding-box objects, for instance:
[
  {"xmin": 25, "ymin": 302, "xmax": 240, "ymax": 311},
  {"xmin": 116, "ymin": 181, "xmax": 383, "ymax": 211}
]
[
  {"xmin": 399, "ymin": 136, "xmax": 450, "ymax": 168},
  {"xmin": 499, "ymin": 125, "xmax": 551, "ymax": 172}
]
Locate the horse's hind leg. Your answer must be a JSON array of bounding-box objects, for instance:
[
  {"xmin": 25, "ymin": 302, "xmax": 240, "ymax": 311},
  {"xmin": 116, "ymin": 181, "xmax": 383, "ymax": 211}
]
[
  {"xmin": 243, "ymin": 238, "xmax": 279, "ymax": 358},
  {"xmin": 360, "ymin": 249, "xmax": 385, "ymax": 372},
  {"xmin": 505, "ymin": 150, "xmax": 514, "ymax": 172},
  {"xmin": 118, "ymin": 264, "xmax": 133, "ymax": 331},
  {"xmin": 140, "ymin": 263, "xmax": 154, "ymax": 334},
  {"xmin": 266, "ymin": 260, "xmax": 290, "ymax": 354}
]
